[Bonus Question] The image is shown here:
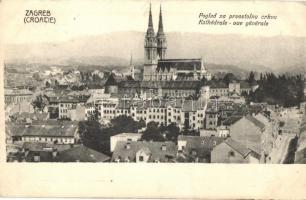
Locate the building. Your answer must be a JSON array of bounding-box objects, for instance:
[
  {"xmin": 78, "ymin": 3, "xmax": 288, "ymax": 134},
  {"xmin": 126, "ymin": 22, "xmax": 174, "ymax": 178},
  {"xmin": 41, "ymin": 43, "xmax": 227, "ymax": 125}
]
[
  {"xmin": 117, "ymin": 80, "xmax": 205, "ymax": 99},
  {"xmin": 7, "ymin": 120, "xmax": 79, "ymax": 145},
  {"xmin": 142, "ymin": 4, "xmax": 210, "ymax": 81},
  {"xmin": 56, "ymin": 145, "xmax": 110, "ymax": 162},
  {"xmin": 114, "ymin": 98, "xmax": 206, "ymax": 130},
  {"xmin": 205, "ymin": 108, "xmax": 219, "ymax": 130},
  {"xmin": 111, "ymin": 141, "xmax": 177, "ymax": 162},
  {"xmin": 110, "ymin": 133, "xmax": 142, "ymax": 152},
  {"xmin": 4, "ymin": 88, "xmax": 34, "ymax": 105},
  {"xmin": 177, "ymin": 135, "xmax": 224, "ymax": 162},
  {"xmin": 229, "ymin": 115, "xmax": 265, "ymax": 153},
  {"xmin": 45, "ymin": 92, "xmax": 90, "ymax": 120},
  {"xmin": 211, "ymin": 138, "xmax": 261, "ymax": 163}
]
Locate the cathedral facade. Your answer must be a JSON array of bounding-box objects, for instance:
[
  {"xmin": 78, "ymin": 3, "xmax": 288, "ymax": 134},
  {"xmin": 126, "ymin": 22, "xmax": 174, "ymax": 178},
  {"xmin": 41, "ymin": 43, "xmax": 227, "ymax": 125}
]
[{"xmin": 143, "ymin": 5, "xmax": 211, "ymax": 81}]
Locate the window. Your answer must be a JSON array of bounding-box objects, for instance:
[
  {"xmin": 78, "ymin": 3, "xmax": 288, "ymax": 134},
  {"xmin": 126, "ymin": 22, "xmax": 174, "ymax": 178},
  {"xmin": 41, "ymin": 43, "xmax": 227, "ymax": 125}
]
[
  {"xmin": 139, "ymin": 156, "xmax": 144, "ymax": 161},
  {"xmin": 228, "ymin": 151, "xmax": 235, "ymax": 157}
]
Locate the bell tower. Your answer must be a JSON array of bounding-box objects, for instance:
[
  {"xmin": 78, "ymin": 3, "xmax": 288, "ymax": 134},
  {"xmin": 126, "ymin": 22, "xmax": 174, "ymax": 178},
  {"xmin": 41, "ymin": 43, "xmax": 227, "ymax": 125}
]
[
  {"xmin": 143, "ymin": 4, "xmax": 157, "ymax": 80},
  {"xmin": 157, "ymin": 5, "xmax": 167, "ymax": 60}
]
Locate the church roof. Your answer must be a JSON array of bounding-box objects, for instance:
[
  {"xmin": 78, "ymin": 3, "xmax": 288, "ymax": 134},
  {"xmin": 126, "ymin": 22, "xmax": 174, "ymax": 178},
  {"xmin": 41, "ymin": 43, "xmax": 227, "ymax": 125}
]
[
  {"xmin": 119, "ymin": 80, "xmax": 202, "ymax": 90},
  {"xmin": 157, "ymin": 59, "xmax": 202, "ymax": 71}
]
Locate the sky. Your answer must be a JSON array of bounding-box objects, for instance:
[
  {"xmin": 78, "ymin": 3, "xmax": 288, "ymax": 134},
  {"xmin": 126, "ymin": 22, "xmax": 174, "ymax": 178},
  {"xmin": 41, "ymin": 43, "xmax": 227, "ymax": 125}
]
[{"xmin": 1, "ymin": 0, "xmax": 306, "ymax": 44}]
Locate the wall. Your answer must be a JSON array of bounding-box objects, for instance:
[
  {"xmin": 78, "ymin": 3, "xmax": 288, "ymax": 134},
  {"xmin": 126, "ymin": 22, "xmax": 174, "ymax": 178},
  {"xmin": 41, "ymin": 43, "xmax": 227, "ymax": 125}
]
[
  {"xmin": 230, "ymin": 117, "xmax": 262, "ymax": 149},
  {"xmin": 211, "ymin": 142, "xmax": 248, "ymax": 163}
]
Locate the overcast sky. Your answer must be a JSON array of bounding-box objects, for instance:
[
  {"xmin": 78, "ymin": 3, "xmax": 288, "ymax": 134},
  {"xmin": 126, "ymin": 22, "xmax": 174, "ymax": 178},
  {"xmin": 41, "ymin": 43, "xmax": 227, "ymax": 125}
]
[{"xmin": 1, "ymin": 0, "xmax": 306, "ymax": 44}]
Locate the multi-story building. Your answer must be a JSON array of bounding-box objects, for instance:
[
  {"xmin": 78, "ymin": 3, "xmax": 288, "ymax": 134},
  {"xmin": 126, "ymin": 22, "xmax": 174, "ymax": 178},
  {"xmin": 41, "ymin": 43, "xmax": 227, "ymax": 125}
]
[
  {"xmin": 45, "ymin": 93, "xmax": 90, "ymax": 120},
  {"xmin": 7, "ymin": 120, "xmax": 79, "ymax": 145},
  {"xmin": 4, "ymin": 88, "xmax": 34, "ymax": 105}
]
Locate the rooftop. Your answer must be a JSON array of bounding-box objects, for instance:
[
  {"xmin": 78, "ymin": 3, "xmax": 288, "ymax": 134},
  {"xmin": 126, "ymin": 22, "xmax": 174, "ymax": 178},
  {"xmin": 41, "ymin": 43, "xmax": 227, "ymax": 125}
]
[
  {"xmin": 7, "ymin": 120, "xmax": 78, "ymax": 137},
  {"xmin": 111, "ymin": 141, "xmax": 177, "ymax": 162},
  {"xmin": 5, "ymin": 88, "xmax": 33, "ymax": 96},
  {"xmin": 178, "ymin": 135, "xmax": 224, "ymax": 159},
  {"xmin": 57, "ymin": 145, "xmax": 110, "ymax": 162},
  {"xmin": 223, "ymin": 137, "xmax": 252, "ymax": 158}
]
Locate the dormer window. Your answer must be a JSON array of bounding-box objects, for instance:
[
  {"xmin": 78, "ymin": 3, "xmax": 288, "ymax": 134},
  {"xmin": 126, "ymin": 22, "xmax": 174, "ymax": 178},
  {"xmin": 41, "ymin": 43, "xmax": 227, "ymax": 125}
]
[{"xmin": 228, "ymin": 151, "xmax": 235, "ymax": 157}]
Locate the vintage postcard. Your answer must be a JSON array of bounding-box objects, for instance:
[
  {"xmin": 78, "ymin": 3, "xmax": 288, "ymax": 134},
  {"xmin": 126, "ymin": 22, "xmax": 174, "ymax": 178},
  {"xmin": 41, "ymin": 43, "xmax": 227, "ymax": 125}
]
[{"xmin": 0, "ymin": 0, "xmax": 306, "ymax": 198}]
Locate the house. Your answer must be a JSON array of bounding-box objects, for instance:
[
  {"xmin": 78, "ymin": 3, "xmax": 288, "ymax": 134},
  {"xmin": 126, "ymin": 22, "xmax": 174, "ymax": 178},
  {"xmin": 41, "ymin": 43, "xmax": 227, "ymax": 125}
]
[
  {"xmin": 56, "ymin": 145, "xmax": 110, "ymax": 162},
  {"xmin": 110, "ymin": 133, "xmax": 142, "ymax": 152},
  {"xmin": 111, "ymin": 141, "xmax": 177, "ymax": 162},
  {"xmin": 4, "ymin": 88, "xmax": 34, "ymax": 105},
  {"xmin": 7, "ymin": 120, "xmax": 79, "ymax": 144},
  {"xmin": 211, "ymin": 137, "xmax": 261, "ymax": 163},
  {"xmin": 229, "ymin": 115, "xmax": 265, "ymax": 152},
  {"xmin": 177, "ymin": 135, "xmax": 224, "ymax": 163},
  {"xmin": 45, "ymin": 92, "xmax": 90, "ymax": 120}
]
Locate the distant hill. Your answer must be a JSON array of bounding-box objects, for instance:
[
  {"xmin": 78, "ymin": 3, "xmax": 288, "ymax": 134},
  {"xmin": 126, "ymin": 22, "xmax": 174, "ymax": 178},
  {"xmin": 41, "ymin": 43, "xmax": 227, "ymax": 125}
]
[{"xmin": 5, "ymin": 32, "xmax": 306, "ymax": 74}]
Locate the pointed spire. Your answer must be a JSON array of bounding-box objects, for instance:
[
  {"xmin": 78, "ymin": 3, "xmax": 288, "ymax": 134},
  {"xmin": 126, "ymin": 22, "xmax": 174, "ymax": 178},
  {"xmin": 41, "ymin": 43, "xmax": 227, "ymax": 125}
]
[
  {"xmin": 130, "ymin": 53, "xmax": 133, "ymax": 66},
  {"xmin": 157, "ymin": 4, "xmax": 164, "ymax": 34},
  {"xmin": 148, "ymin": 3, "xmax": 153, "ymax": 28}
]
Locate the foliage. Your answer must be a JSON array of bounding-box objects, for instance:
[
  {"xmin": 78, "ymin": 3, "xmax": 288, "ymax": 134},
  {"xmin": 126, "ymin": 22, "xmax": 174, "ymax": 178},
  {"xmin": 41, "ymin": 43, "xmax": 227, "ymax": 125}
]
[
  {"xmin": 78, "ymin": 115, "xmax": 145, "ymax": 154},
  {"xmin": 32, "ymin": 72, "xmax": 42, "ymax": 81},
  {"xmin": 223, "ymin": 73, "xmax": 238, "ymax": 85},
  {"xmin": 247, "ymin": 73, "xmax": 304, "ymax": 107},
  {"xmin": 31, "ymin": 94, "xmax": 48, "ymax": 111},
  {"xmin": 247, "ymin": 71, "xmax": 256, "ymax": 84},
  {"xmin": 141, "ymin": 122, "xmax": 180, "ymax": 142}
]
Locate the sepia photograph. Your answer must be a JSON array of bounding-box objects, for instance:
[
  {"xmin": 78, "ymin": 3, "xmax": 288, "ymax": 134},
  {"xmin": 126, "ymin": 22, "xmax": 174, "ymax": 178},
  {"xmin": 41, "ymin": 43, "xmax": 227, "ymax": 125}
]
[
  {"xmin": 3, "ymin": 0, "xmax": 306, "ymax": 164},
  {"xmin": 1, "ymin": 0, "xmax": 306, "ymax": 198}
]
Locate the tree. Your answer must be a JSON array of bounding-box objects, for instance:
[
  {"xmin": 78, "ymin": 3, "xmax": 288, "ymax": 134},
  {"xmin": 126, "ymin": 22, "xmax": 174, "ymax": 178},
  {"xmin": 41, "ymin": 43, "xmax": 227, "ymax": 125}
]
[
  {"xmin": 32, "ymin": 72, "xmax": 42, "ymax": 81},
  {"xmin": 247, "ymin": 71, "xmax": 255, "ymax": 84},
  {"xmin": 110, "ymin": 115, "xmax": 143, "ymax": 133},
  {"xmin": 31, "ymin": 95, "xmax": 48, "ymax": 111},
  {"xmin": 164, "ymin": 123, "xmax": 180, "ymax": 141},
  {"xmin": 223, "ymin": 73, "xmax": 237, "ymax": 85},
  {"xmin": 141, "ymin": 121, "xmax": 165, "ymax": 142}
]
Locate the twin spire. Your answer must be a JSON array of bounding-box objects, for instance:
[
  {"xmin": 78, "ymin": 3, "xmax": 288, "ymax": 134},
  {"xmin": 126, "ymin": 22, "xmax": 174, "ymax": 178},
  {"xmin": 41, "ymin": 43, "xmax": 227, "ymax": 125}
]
[{"xmin": 147, "ymin": 3, "xmax": 164, "ymax": 35}]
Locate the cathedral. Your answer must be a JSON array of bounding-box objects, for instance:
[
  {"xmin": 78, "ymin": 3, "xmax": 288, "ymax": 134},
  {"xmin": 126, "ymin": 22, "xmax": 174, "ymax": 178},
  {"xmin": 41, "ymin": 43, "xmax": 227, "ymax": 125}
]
[{"xmin": 143, "ymin": 4, "xmax": 211, "ymax": 81}]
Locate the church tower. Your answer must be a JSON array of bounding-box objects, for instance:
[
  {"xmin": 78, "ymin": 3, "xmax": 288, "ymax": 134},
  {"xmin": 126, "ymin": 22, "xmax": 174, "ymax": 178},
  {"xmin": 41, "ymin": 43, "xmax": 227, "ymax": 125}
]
[
  {"xmin": 143, "ymin": 4, "xmax": 157, "ymax": 80},
  {"xmin": 156, "ymin": 5, "xmax": 167, "ymax": 60},
  {"xmin": 129, "ymin": 54, "xmax": 135, "ymax": 79}
]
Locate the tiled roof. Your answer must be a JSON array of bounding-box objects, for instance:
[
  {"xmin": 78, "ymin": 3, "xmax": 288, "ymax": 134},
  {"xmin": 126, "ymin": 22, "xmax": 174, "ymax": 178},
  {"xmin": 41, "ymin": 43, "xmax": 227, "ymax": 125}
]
[
  {"xmin": 116, "ymin": 98, "xmax": 202, "ymax": 110},
  {"xmin": 57, "ymin": 145, "xmax": 110, "ymax": 162},
  {"xmin": 145, "ymin": 81, "xmax": 201, "ymax": 90},
  {"xmin": 5, "ymin": 88, "xmax": 33, "ymax": 96},
  {"xmin": 47, "ymin": 95, "xmax": 90, "ymax": 103},
  {"xmin": 222, "ymin": 116, "xmax": 243, "ymax": 126},
  {"xmin": 223, "ymin": 138, "xmax": 251, "ymax": 158},
  {"xmin": 245, "ymin": 115, "xmax": 265, "ymax": 131},
  {"xmin": 178, "ymin": 135, "xmax": 224, "ymax": 159},
  {"xmin": 119, "ymin": 80, "xmax": 202, "ymax": 90},
  {"xmin": 157, "ymin": 58, "xmax": 202, "ymax": 71},
  {"xmin": 111, "ymin": 141, "xmax": 177, "ymax": 162},
  {"xmin": 7, "ymin": 121, "xmax": 78, "ymax": 137},
  {"xmin": 10, "ymin": 112, "xmax": 48, "ymax": 121}
]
